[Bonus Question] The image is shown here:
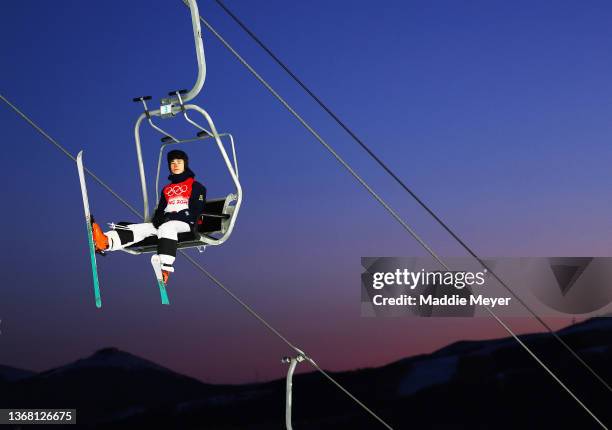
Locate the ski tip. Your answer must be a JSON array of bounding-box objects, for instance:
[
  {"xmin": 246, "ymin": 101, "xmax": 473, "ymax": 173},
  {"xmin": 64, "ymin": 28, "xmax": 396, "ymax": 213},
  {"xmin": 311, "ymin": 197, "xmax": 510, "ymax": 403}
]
[{"xmin": 77, "ymin": 149, "xmax": 83, "ymax": 159}]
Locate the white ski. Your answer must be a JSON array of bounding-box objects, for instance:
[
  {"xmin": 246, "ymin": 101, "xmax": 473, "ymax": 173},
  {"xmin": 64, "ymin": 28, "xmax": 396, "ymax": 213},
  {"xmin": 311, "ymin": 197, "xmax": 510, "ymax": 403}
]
[
  {"xmin": 151, "ymin": 254, "xmax": 170, "ymax": 305},
  {"xmin": 76, "ymin": 150, "xmax": 102, "ymax": 308}
]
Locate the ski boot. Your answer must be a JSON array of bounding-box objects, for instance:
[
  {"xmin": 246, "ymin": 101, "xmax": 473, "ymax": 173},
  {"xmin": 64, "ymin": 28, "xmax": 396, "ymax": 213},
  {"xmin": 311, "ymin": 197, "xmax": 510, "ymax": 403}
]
[{"xmin": 91, "ymin": 216, "xmax": 109, "ymax": 255}]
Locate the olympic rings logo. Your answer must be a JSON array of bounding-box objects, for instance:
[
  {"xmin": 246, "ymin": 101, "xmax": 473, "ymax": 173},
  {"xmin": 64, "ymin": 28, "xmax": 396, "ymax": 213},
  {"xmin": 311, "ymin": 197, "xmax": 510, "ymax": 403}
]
[{"xmin": 165, "ymin": 185, "xmax": 188, "ymax": 197}]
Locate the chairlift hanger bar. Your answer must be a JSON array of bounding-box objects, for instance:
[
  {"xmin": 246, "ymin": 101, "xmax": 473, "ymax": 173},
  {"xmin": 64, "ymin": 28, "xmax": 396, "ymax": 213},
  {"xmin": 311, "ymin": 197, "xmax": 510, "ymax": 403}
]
[
  {"xmin": 282, "ymin": 353, "xmax": 305, "ymax": 430},
  {"xmin": 130, "ymin": 0, "xmax": 205, "ymax": 111}
]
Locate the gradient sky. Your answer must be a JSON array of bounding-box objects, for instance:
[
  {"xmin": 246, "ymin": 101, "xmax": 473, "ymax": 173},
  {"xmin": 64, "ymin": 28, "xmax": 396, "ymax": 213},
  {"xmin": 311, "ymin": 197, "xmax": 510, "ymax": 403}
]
[{"xmin": 1, "ymin": 0, "xmax": 612, "ymax": 384}]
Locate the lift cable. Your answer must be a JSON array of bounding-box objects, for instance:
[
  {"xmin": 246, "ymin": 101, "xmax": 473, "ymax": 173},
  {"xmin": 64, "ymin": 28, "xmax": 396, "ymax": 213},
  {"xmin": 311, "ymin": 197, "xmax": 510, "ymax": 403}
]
[
  {"xmin": 0, "ymin": 93, "xmax": 395, "ymax": 430},
  {"xmin": 190, "ymin": 5, "xmax": 607, "ymax": 426},
  {"xmin": 210, "ymin": 0, "xmax": 612, "ymax": 395}
]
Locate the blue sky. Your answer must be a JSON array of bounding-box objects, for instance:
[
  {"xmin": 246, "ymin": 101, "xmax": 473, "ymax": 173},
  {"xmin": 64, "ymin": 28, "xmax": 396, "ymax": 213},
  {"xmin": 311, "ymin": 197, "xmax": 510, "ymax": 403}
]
[{"xmin": 1, "ymin": 0, "xmax": 611, "ymax": 384}]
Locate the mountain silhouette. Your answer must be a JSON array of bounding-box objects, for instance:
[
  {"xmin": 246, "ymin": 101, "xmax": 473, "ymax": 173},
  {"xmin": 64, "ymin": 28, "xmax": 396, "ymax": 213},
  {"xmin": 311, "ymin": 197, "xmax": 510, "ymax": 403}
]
[
  {"xmin": 0, "ymin": 364, "xmax": 36, "ymax": 382},
  {"xmin": 1, "ymin": 318, "xmax": 610, "ymax": 428}
]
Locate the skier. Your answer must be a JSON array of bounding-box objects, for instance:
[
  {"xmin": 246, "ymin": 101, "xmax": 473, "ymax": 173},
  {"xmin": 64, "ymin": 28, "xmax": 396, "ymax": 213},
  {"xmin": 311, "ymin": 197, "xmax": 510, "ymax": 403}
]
[{"xmin": 91, "ymin": 149, "xmax": 206, "ymax": 284}]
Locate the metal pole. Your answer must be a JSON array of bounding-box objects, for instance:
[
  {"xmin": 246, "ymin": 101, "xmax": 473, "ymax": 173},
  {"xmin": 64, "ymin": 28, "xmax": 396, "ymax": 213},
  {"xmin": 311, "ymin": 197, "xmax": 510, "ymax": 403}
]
[{"xmin": 283, "ymin": 354, "xmax": 305, "ymax": 430}]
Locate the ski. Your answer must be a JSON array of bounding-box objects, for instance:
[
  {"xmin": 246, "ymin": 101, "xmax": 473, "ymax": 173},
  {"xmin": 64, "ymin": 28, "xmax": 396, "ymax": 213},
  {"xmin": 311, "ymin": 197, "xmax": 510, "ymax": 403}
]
[
  {"xmin": 150, "ymin": 254, "xmax": 170, "ymax": 305},
  {"xmin": 76, "ymin": 150, "xmax": 102, "ymax": 308}
]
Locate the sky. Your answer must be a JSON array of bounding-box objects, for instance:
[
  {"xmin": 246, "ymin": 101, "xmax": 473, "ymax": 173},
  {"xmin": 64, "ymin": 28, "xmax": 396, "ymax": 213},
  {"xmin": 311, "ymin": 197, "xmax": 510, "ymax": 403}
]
[{"xmin": 1, "ymin": 0, "xmax": 612, "ymax": 385}]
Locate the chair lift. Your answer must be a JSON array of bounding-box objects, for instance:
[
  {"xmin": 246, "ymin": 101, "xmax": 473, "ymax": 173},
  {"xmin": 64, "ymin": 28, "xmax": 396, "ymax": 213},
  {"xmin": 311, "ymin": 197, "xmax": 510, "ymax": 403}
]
[
  {"xmin": 76, "ymin": 0, "xmax": 240, "ymax": 306},
  {"xmin": 95, "ymin": 2, "xmax": 299, "ymax": 424},
  {"xmin": 120, "ymin": 0, "xmax": 242, "ymax": 255}
]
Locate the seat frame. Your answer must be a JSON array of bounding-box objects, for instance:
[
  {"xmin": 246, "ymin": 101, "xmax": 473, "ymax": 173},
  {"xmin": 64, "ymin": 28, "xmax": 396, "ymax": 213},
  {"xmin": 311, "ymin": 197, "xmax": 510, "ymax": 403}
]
[{"xmin": 121, "ymin": 195, "xmax": 237, "ymax": 255}]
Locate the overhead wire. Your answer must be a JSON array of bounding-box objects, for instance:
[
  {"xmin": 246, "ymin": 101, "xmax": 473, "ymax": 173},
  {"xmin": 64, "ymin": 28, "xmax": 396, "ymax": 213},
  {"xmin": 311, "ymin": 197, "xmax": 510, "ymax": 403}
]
[
  {"xmin": 210, "ymin": 0, "xmax": 612, "ymax": 396},
  {"xmin": 3, "ymin": 12, "xmax": 606, "ymax": 422},
  {"xmin": 1, "ymin": 2, "xmax": 608, "ymax": 425},
  {"xmin": 10, "ymin": 93, "xmax": 604, "ymax": 430},
  {"xmin": 0, "ymin": 93, "xmax": 395, "ymax": 429},
  {"xmin": 215, "ymin": 0, "xmax": 612, "ymax": 396},
  {"xmin": 177, "ymin": 3, "xmax": 607, "ymax": 427}
]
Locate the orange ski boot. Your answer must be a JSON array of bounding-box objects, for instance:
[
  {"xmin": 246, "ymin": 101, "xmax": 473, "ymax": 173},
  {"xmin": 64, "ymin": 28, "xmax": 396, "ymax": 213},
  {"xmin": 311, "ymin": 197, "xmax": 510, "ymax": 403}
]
[
  {"xmin": 91, "ymin": 220, "xmax": 109, "ymax": 253},
  {"xmin": 162, "ymin": 270, "xmax": 170, "ymax": 285}
]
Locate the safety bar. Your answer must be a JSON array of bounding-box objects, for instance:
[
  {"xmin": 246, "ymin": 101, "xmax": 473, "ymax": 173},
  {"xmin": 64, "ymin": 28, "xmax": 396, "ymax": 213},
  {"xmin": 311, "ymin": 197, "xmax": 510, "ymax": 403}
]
[
  {"xmin": 134, "ymin": 105, "xmax": 242, "ymax": 247},
  {"xmin": 135, "ymin": 97, "xmax": 181, "ymax": 145},
  {"xmin": 173, "ymin": 90, "xmax": 239, "ymax": 179}
]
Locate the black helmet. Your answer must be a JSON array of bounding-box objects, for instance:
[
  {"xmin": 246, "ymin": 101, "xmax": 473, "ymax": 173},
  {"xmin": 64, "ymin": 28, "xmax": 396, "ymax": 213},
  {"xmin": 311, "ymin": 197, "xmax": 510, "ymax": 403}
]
[{"xmin": 167, "ymin": 149, "xmax": 189, "ymax": 170}]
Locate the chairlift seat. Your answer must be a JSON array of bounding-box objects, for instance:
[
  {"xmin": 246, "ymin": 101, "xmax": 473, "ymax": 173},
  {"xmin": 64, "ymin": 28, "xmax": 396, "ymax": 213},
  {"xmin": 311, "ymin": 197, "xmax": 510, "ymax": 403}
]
[{"xmin": 125, "ymin": 196, "xmax": 234, "ymax": 253}]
